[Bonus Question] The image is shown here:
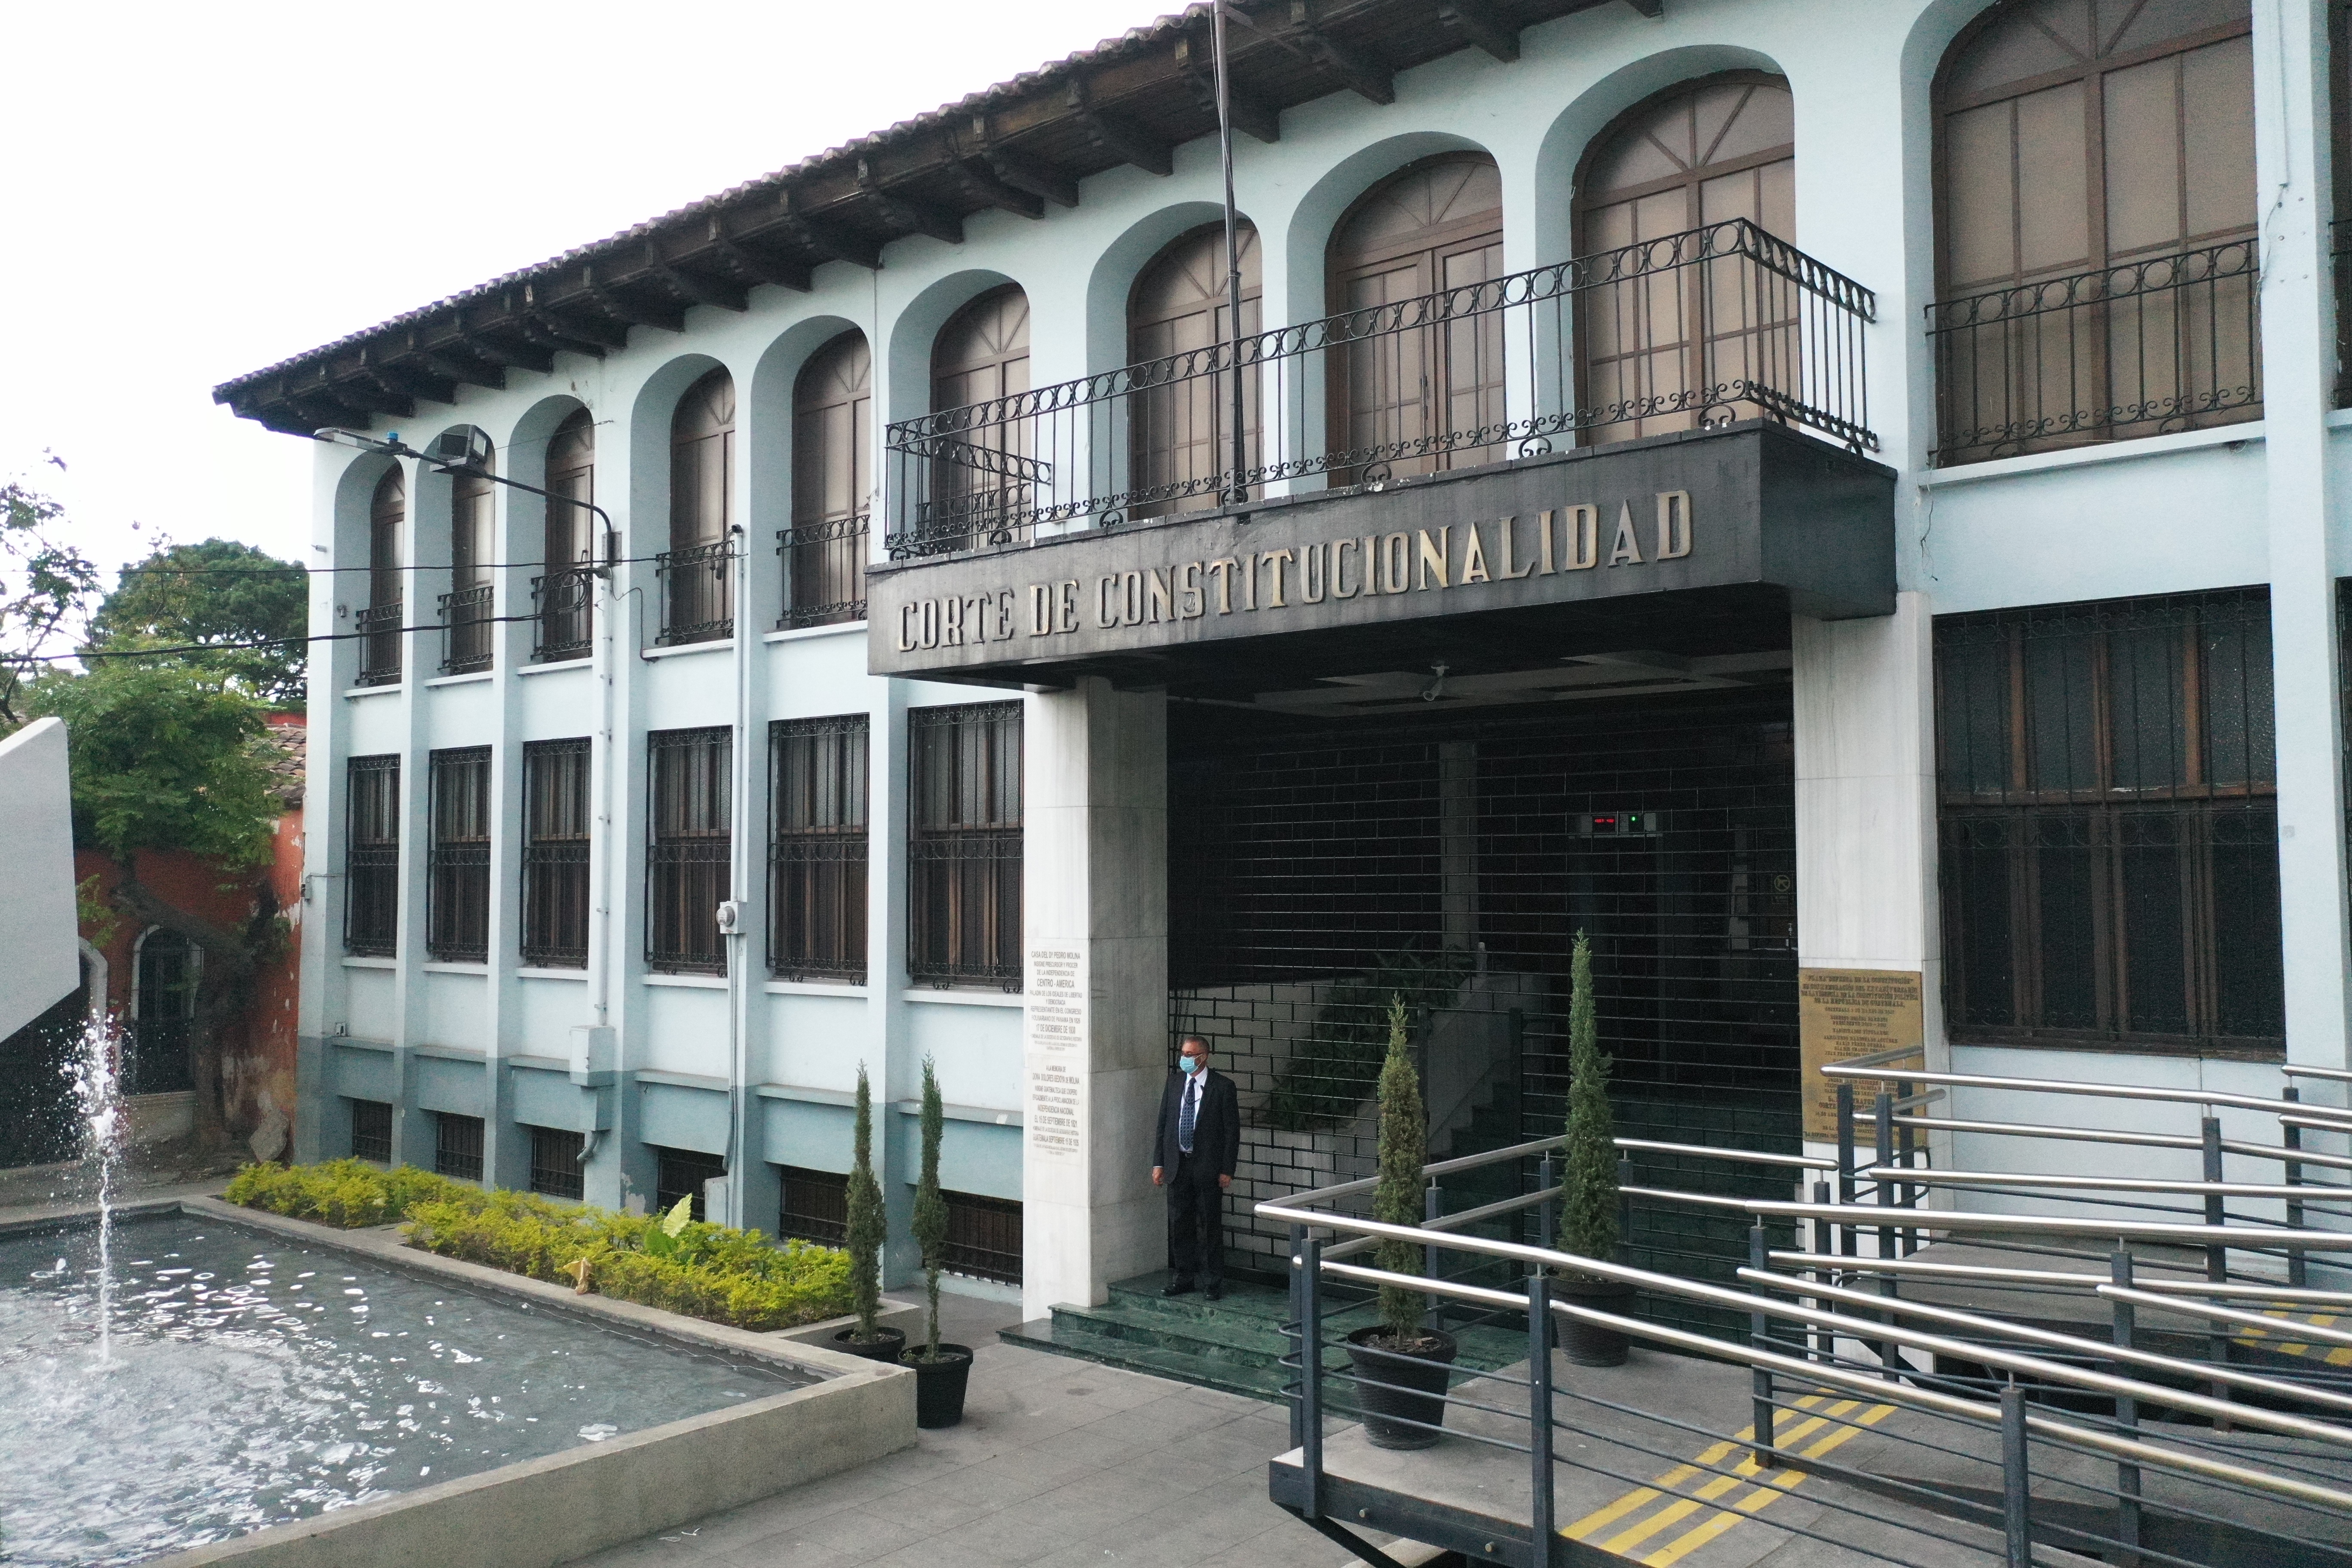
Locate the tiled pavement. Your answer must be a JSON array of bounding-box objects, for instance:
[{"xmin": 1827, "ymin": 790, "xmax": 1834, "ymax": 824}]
[{"xmin": 566, "ymin": 1320, "xmax": 1396, "ymax": 1568}]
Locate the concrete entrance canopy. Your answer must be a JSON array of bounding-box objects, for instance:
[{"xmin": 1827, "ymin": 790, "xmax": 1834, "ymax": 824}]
[{"xmin": 867, "ymin": 422, "xmax": 1894, "ymax": 697}]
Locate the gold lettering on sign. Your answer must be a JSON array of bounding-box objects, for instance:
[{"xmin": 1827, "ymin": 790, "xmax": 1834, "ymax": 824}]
[
  {"xmin": 1057, "ymin": 580, "xmax": 1080, "ymax": 634},
  {"xmin": 919, "ymin": 600, "xmax": 940, "ymax": 649},
  {"xmin": 1362, "ymin": 536, "xmax": 1381, "ymax": 594},
  {"xmin": 1564, "ymin": 505, "xmax": 1599, "ymax": 570},
  {"xmin": 1265, "ymin": 548, "xmax": 1295, "ymax": 607},
  {"xmin": 1607, "ymin": 502, "xmax": 1643, "ymax": 567},
  {"xmin": 1417, "ymin": 528, "xmax": 1451, "ymax": 590},
  {"xmin": 898, "ymin": 603, "xmax": 918, "ymax": 651},
  {"xmin": 1301, "ymin": 542, "xmax": 1328, "ymax": 604},
  {"xmin": 1028, "ymin": 585, "xmax": 1050, "ymax": 637},
  {"xmin": 943, "ymin": 595, "xmax": 965, "ymax": 646},
  {"xmin": 1178, "ymin": 560, "xmax": 1204, "ymax": 618},
  {"xmin": 1460, "ymin": 522, "xmax": 1490, "ymax": 584},
  {"xmin": 1656, "ymin": 490, "xmax": 1692, "ymax": 559},
  {"xmin": 1121, "ymin": 570, "xmax": 1143, "ymax": 626},
  {"xmin": 1145, "ymin": 568, "xmax": 1174, "ymax": 623},
  {"xmin": 1497, "ymin": 516, "xmax": 1534, "ymax": 580},
  {"xmin": 1095, "ymin": 576, "xmax": 1118, "ymax": 629},
  {"xmin": 1798, "ymin": 968, "xmax": 1924, "ymax": 1142},
  {"xmin": 1381, "ymin": 533, "xmax": 1409, "ymax": 594},
  {"xmin": 1207, "ymin": 557, "xmax": 1238, "ymax": 613},
  {"xmin": 1537, "ymin": 510, "xmax": 1557, "ymax": 574},
  {"xmin": 1333, "ymin": 538, "xmax": 1359, "ymax": 599},
  {"xmin": 1240, "ymin": 552, "xmax": 1259, "ymax": 611},
  {"xmin": 993, "ymin": 591, "xmax": 1014, "ymax": 641}
]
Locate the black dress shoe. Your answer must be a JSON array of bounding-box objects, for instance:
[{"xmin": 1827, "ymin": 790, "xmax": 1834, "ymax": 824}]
[
  {"xmin": 1203, "ymin": 1281, "xmax": 1224, "ymax": 1302},
  {"xmin": 1161, "ymin": 1279, "xmax": 1197, "ymax": 1297}
]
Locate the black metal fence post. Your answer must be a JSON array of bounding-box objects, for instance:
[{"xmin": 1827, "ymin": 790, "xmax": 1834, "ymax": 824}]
[
  {"xmin": 1300, "ymin": 1234, "xmax": 1325, "ymax": 1521},
  {"xmin": 2000, "ymin": 1383, "xmax": 2033, "ymax": 1568},
  {"xmin": 2111, "ymin": 1250, "xmax": 2143, "ymax": 1568},
  {"xmin": 1811, "ymin": 1179, "xmax": 1835, "ymax": 1365},
  {"xmin": 2200, "ymin": 1115, "xmax": 2232, "ymax": 1419},
  {"xmin": 1874, "ymin": 1091, "xmax": 1900, "ymax": 1373},
  {"xmin": 1528, "ymin": 1274, "xmax": 1556, "ymax": 1567},
  {"xmin": 1749, "ymin": 1223, "xmax": 1776, "ymax": 1466},
  {"xmin": 1616, "ymin": 1153, "xmax": 1635, "ymax": 1265},
  {"xmin": 1537, "ymin": 1153, "xmax": 1557, "ymax": 1255},
  {"xmin": 1288, "ymin": 1222, "xmax": 1307, "ymax": 1450},
  {"xmin": 1836, "ymin": 1082, "xmax": 1857, "ymax": 1204},
  {"xmin": 1425, "ymin": 1179, "xmax": 1445, "ymax": 1332},
  {"xmin": 2285, "ymin": 1087, "xmax": 2309, "ymax": 1289}
]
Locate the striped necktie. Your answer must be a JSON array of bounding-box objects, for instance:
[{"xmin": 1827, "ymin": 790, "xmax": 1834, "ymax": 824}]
[{"xmin": 1179, "ymin": 1075, "xmax": 1198, "ymax": 1155}]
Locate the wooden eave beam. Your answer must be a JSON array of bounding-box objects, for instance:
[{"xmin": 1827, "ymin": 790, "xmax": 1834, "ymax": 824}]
[
  {"xmin": 1173, "ymin": 37, "xmax": 1281, "ymax": 143},
  {"xmin": 358, "ymin": 348, "xmax": 459, "ymax": 407},
  {"xmin": 581, "ymin": 266, "xmax": 685, "ymax": 333},
  {"xmin": 450, "ymin": 322, "xmax": 556, "ymax": 374},
  {"xmin": 776, "ymin": 188, "xmax": 886, "ymax": 269},
  {"xmin": 1065, "ymin": 82, "xmax": 1174, "ymax": 176},
  {"xmin": 977, "ymin": 143, "xmax": 1080, "ymax": 207},
  {"xmin": 1624, "ymin": 0, "xmax": 1663, "ymax": 14},
  {"xmin": 1285, "ymin": 3, "xmax": 1396, "ymax": 104},
  {"xmin": 856, "ymin": 158, "xmax": 965, "ymax": 244},
  {"xmin": 647, "ymin": 248, "xmax": 750, "ymax": 312},
  {"xmin": 292, "ymin": 372, "xmax": 407, "ymax": 425},
  {"xmin": 514, "ymin": 289, "xmax": 623, "ymax": 355},
  {"xmin": 705, "ymin": 217, "xmax": 814, "ymax": 291},
  {"xmin": 406, "ymin": 333, "xmax": 505, "ymax": 392},
  {"xmin": 1438, "ymin": 0, "xmax": 1520, "ymax": 61},
  {"xmin": 947, "ymin": 153, "xmax": 1047, "ymax": 220}
]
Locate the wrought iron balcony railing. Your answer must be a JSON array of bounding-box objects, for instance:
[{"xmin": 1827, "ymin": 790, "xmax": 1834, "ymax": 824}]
[
  {"xmin": 355, "ymin": 601, "xmax": 403, "ymax": 686},
  {"xmin": 656, "ymin": 539, "xmax": 734, "ymax": 646},
  {"xmin": 532, "ymin": 564, "xmax": 595, "ymax": 662},
  {"xmin": 884, "ymin": 218, "xmax": 1877, "ymax": 560},
  {"xmin": 438, "ymin": 583, "xmax": 493, "ymax": 675},
  {"xmin": 1928, "ymin": 239, "xmax": 2261, "ymax": 467},
  {"xmin": 778, "ymin": 512, "xmax": 869, "ymax": 629}
]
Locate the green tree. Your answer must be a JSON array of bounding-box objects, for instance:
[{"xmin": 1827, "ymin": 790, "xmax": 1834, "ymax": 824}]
[
  {"xmin": 0, "ymin": 476, "xmax": 101, "ymax": 728},
  {"xmin": 909, "ymin": 1054, "xmax": 949, "ymax": 1361},
  {"xmin": 1560, "ymin": 931, "xmax": 1620, "ymax": 1268},
  {"xmin": 32, "ymin": 663, "xmax": 290, "ymax": 1147},
  {"xmin": 845, "ymin": 1064, "xmax": 887, "ymax": 1342},
  {"xmin": 1371, "ymin": 995, "xmax": 1430, "ymax": 1343},
  {"xmin": 87, "ymin": 539, "xmax": 308, "ymax": 707}
]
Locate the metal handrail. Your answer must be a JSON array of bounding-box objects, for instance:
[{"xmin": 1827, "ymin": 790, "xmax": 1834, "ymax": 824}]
[
  {"xmin": 1620, "ymin": 1186, "xmax": 2352, "ymax": 1247},
  {"xmin": 1866, "ymin": 1111, "xmax": 2352, "ymax": 1173},
  {"xmin": 1280, "ymin": 1130, "xmax": 1820, "ymax": 1210},
  {"xmin": 1766, "ymin": 1250, "xmax": 2352, "ymax": 1303},
  {"xmin": 1861, "ymin": 1167, "xmax": 2352, "ymax": 1203},
  {"xmin": 1822, "ymin": 1062, "xmax": 2346, "ymax": 1122},
  {"xmin": 2099, "ymin": 1284, "xmax": 2352, "ymax": 1351}
]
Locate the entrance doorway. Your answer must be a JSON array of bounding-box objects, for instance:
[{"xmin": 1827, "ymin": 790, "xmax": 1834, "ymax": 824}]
[{"xmin": 1168, "ymin": 683, "xmax": 1802, "ymax": 1330}]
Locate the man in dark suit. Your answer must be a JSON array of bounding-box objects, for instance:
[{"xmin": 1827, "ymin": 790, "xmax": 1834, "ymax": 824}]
[{"xmin": 1152, "ymin": 1033, "xmax": 1241, "ymax": 1300}]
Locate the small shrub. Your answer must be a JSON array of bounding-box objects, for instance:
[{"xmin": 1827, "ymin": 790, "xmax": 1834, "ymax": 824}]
[
  {"xmin": 224, "ymin": 1160, "xmax": 475, "ymax": 1228},
  {"xmin": 1370, "ymin": 995, "xmax": 1430, "ymax": 1344}
]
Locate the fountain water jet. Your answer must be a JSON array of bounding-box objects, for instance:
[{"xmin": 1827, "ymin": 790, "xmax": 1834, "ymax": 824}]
[{"xmin": 70, "ymin": 1013, "xmax": 126, "ymax": 1363}]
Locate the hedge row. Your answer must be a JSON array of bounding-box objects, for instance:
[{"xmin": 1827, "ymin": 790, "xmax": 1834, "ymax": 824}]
[{"xmin": 223, "ymin": 1161, "xmax": 856, "ymax": 1332}]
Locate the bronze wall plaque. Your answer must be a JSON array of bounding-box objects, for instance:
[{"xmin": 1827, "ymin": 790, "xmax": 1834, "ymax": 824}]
[{"xmin": 1798, "ymin": 968, "xmax": 1924, "ymax": 1143}]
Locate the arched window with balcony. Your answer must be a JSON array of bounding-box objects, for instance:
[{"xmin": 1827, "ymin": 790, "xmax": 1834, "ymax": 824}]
[
  {"xmin": 442, "ymin": 437, "xmax": 494, "ymax": 675},
  {"xmin": 360, "ymin": 468, "xmax": 404, "ymax": 686},
  {"xmin": 1575, "ymin": 74, "xmax": 1797, "ymax": 444},
  {"xmin": 664, "ymin": 369, "xmax": 735, "ymax": 644},
  {"xmin": 1325, "ymin": 155, "xmax": 1504, "ymax": 484},
  {"xmin": 786, "ymin": 331, "xmax": 871, "ymax": 627},
  {"xmin": 923, "ymin": 286, "xmax": 1031, "ymax": 550},
  {"xmin": 537, "ymin": 409, "xmax": 595, "ymax": 661},
  {"xmin": 1930, "ymin": 0, "xmax": 2257, "ymax": 463},
  {"xmin": 1128, "ymin": 223, "xmax": 1260, "ymax": 519}
]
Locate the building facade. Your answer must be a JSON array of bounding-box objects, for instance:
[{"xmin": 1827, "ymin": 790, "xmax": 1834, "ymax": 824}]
[{"xmin": 219, "ymin": 0, "xmax": 2349, "ymax": 1317}]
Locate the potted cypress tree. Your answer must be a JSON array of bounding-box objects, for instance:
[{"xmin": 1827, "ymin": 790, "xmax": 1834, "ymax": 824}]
[
  {"xmin": 1341, "ymin": 996, "xmax": 1459, "ymax": 1449},
  {"xmin": 1553, "ymin": 931, "xmax": 1636, "ymax": 1367},
  {"xmin": 832, "ymin": 1065, "xmax": 905, "ymax": 1363},
  {"xmin": 900, "ymin": 1055, "xmax": 973, "ymax": 1427}
]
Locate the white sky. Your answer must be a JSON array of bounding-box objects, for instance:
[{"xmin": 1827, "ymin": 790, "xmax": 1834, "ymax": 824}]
[{"xmin": 0, "ymin": 0, "xmax": 1174, "ymax": 588}]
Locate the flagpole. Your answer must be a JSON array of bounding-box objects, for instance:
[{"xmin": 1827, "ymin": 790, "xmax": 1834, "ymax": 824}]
[{"xmin": 1212, "ymin": 0, "xmax": 1247, "ymax": 504}]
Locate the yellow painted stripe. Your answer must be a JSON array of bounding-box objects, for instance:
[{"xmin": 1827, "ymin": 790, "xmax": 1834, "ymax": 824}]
[
  {"xmin": 1561, "ymin": 1399, "xmax": 1823, "ymax": 1544},
  {"xmin": 1633, "ymin": 1403, "xmax": 1899, "ymax": 1568}
]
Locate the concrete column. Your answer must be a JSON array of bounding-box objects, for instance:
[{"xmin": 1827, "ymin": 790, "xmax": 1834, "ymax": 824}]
[
  {"xmin": 1021, "ymin": 678, "xmax": 1168, "ymax": 1319},
  {"xmin": 2257, "ymin": 0, "xmax": 2349, "ymax": 1074},
  {"xmin": 1792, "ymin": 594, "xmax": 1941, "ymax": 1152}
]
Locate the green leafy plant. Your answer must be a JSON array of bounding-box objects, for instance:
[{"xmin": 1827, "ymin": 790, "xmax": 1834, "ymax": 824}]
[
  {"xmin": 1370, "ymin": 995, "xmax": 1431, "ymax": 1345},
  {"xmin": 909, "ymin": 1055, "xmax": 949, "ymax": 1361},
  {"xmin": 639, "ymin": 1193, "xmax": 696, "ymax": 1259},
  {"xmin": 1559, "ymin": 931, "xmax": 1620, "ymax": 1271},
  {"xmin": 845, "ymin": 1064, "xmax": 887, "ymax": 1342},
  {"xmin": 225, "ymin": 1160, "xmax": 470, "ymax": 1228},
  {"xmin": 86, "ymin": 538, "xmax": 309, "ymax": 706},
  {"xmin": 1268, "ymin": 947, "xmax": 1467, "ymax": 1131}
]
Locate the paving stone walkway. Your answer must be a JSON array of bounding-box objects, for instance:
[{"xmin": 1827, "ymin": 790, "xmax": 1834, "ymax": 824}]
[{"xmin": 567, "ymin": 1329, "xmax": 1392, "ymax": 1568}]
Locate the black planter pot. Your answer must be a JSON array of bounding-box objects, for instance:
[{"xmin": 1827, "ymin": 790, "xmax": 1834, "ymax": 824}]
[
  {"xmin": 900, "ymin": 1342, "xmax": 974, "ymax": 1428},
  {"xmin": 1343, "ymin": 1326, "xmax": 1459, "ymax": 1450},
  {"xmin": 832, "ymin": 1325, "xmax": 907, "ymax": 1363},
  {"xmin": 1553, "ymin": 1276, "xmax": 1639, "ymax": 1368}
]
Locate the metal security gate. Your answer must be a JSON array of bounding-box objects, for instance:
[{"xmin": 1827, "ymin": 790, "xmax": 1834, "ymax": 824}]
[{"xmin": 1169, "ymin": 684, "xmax": 1803, "ymax": 1336}]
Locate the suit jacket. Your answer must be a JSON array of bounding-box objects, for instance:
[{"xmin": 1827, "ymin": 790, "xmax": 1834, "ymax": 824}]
[{"xmin": 1153, "ymin": 1066, "xmax": 1241, "ymax": 1179}]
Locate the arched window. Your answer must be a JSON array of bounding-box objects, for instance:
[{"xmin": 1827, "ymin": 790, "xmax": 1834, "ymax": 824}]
[
  {"xmin": 1576, "ymin": 74, "xmax": 1796, "ymax": 443},
  {"xmin": 443, "ymin": 435, "xmax": 494, "ymax": 675},
  {"xmin": 663, "ymin": 369, "xmax": 735, "ymax": 643},
  {"xmin": 1931, "ymin": 0, "xmax": 2257, "ymax": 461},
  {"xmin": 787, "ymin": 331, "xmax": 872, "ymax": 627},
  {"xmin": 925, "ymin": 286, "xmax": 1032, "ymax": 547},
  {"xmin": 361, "ymin": 468, "xmax": 404, "ymax": 685},
  {"xmin": 1326, "ymin": 154, "xmax": 1505, "ymax": 483},
  {"xmin": 126, "ymin": 928, "xmax": 198, "ymax": 1096},
  {"xmin": 538, "ymin": 409, "xmax": 595, "ymax": 660},
  {"xmin": 1128, "ymin": 223, "xmax": 1260, "ymax": 520}
]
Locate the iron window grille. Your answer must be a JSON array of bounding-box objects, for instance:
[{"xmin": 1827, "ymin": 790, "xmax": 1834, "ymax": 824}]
[
  {"xmin": 657, "ymin": 539, "xmax": 734, "ymax": 645},
  {"xmin": 434, "ymin": 1112, "xmax": 485, "ymax": 1181},
  {"xmin": 908, "ymin": 702, "xmax": 1023, "ymax": 989},
  {"xmin": 528, "ymin": 1125, "xmax": 585, "ymax": 1200},
  {"xmin": 769, "ymin": 716, "xmax": 868, "ymax": 983},
  {"xmin": 522, "ymin": 738, "xmax": 592, "ymax": 968},
  {"xmin": 346, "ymin": 754, "xmax": 401, "ymax": 957},
  {"xmin": 778, "ymin": 513, "xmax": 869, "ymax": 628},
  {"xmin": 884, "ymin": 218, "xmax": 1875, "ymax": 558},
  {"xmin": 426, "ymin": 747, "xmax": 492, "ymax": 962},
  {"xmin": 350, "ymin": 1099, "xmax": 392, "ymax": 1163},
  {"xmin": 654, "ymin": 1146, "xmax": 727, "ymax": 1222},
  {"xmin": 777, "ymin": 1165, "xmax": 848, "ymax": 1245},
  {"xmin": 356, "ymin": 601, "xmax": 404, "ymax": 686},
  {"xmin": 942, "ymin": 1191, "xmax": 1022, "ymax": 1284},
  {"xmin": 1936, "ymin": 588, "xmax": 2283, "ymax": 1056},
  {"xmin": 647, "ymin": 726, "xmax": 731, "ymax": 974},
  {"xmin": 532, "ymin": 565, "xmax": 596, "ymax": 662},
  {"xmin": 438, "ymin": 583, "xmax": 493, "ymax": 674},
  {"xmin": 125, "ymin": 930, "xmax": 199, "ymax": 1096}
]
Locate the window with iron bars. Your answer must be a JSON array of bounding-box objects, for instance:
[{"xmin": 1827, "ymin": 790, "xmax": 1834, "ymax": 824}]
[
  {"xmin": 346, "ymin": 754, "xmax": 401, "ymax": 956},
  {"xmin": 427, "ymin": 747, "xmax": 491, "ymax": 962},
  {"xmin": 942, "ymin": 1191, "xmax": 1022, "ymax": 1284},
  {"xmin": 434, "ymin": 1112, "xmax": 485, "ymax": 1181},
  {"xmin": 350, "ymin": 1098, "xmax": 392, "ymax": 1163},
  {"xmin": 654, "ymin": 1145, "xmax": 727, "ymax": 1222},
  {"xmin": 528, "ymin": 1125, "xmax": 585, "ymax": 1200},
  {"xmin": 769, "ymin": 716, "xmax": 868, "ymax": 982},
  {"xmin": 1936, "ymin": 588, "xmax": 2283, "ymax": 1056},
  {"xmin": 908, "ymin": 702, "xmax": 1022, "ymax": 989},
  {"xmin": 647, "ymin": 727, "xmax": 731, "ymax": 974},
  {"xmin": 776, "ymin": 1164, "xmax": 848, "ymax": 1245},
  {"xmin": 522, "ymin": 738, "xmax": 591, "ymax": 967}
]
